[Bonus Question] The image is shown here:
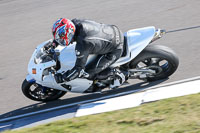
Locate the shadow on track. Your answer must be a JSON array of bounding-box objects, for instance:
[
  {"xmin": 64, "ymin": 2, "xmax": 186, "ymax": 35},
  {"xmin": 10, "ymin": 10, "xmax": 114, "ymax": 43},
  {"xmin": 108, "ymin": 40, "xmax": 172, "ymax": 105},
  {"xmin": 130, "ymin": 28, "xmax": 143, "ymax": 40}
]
[
  {"xmin": 0, "ymin": 79, "xmax": 167, "ymax": 131},
  {"xmin": 0, "ymin": 79, "xmax": 167, "ymax": 120}
]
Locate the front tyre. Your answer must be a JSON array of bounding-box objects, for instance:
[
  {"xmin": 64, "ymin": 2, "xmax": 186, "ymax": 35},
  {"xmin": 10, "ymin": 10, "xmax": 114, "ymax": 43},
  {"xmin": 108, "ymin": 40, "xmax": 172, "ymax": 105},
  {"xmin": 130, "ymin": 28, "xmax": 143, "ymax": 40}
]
[
  {"xmin": 129, "ymin": 45, "xmax": 179, "ymax": 81},
  {"xmin": 22, "ymin": 79, "xmax": 67, "ymax": 102}
]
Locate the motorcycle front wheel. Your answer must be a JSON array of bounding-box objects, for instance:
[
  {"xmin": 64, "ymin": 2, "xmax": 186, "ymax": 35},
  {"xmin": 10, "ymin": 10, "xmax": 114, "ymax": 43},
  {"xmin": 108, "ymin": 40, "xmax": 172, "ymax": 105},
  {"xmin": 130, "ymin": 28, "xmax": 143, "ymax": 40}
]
[
  {"xmin": 129, "ymin": 45, "xmax": 179, "ymax": 81},
  {"xmin": 22, "ymin": 79, "xmax": 67, "ymax": 102}
]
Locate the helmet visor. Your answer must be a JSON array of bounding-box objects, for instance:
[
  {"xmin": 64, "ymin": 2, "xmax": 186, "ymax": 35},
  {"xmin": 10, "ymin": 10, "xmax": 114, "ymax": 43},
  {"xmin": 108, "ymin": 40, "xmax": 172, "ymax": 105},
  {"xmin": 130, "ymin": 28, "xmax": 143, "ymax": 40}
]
[
  {"xmin": 55, "ymin": 38, "xmax": 66, "ymax": 46},
  {"xmin": 55, "ymin": 28, "xmax": 67, "ymax": 46}
]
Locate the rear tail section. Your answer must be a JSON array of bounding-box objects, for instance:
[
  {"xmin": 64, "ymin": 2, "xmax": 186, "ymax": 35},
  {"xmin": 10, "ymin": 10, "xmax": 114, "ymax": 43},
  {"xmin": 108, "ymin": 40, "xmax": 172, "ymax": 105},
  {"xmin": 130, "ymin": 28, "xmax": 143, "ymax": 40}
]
[{"xmin": 112, "ymin": 26, "xmax": 156, "ymax": 67}]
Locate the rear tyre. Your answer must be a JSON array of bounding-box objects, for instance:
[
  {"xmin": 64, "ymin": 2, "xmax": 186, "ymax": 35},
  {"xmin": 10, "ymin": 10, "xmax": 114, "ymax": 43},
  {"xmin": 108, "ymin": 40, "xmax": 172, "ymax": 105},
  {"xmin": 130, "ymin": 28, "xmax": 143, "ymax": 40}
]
[
  {"xmin": 129, "ymin": 45, "xmax": 179, "ymax": 81},
  {"xmin": 22, "ymin": 79, "xmax": 67, "ymax": 102}
]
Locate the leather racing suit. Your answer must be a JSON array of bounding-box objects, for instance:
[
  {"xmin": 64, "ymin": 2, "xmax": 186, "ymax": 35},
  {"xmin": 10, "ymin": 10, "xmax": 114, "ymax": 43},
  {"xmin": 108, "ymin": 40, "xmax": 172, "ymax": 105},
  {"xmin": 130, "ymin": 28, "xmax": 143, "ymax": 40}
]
[{"xmin": 57, "ymin": 19, "xmax": 124, "ymax": 82}]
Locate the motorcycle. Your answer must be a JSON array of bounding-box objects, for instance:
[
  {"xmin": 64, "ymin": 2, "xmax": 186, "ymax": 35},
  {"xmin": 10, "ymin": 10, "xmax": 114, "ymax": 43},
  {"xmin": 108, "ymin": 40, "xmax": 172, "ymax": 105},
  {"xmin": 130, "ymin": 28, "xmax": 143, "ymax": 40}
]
[{"xmin": 22, "ymin": 26, "xmax": 179, "ymax": 102}]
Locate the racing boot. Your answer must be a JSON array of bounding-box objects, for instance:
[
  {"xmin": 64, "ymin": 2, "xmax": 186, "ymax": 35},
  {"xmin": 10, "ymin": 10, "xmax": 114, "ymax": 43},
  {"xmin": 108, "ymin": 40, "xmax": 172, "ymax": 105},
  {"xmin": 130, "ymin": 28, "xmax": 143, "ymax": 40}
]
[
  {"xmin": 119, "ymin": 68, "xmax": 130, "ymax": 81},
  {"xmin": 109, "ymin": 69, "xmax": 126, "ymax": 89}
]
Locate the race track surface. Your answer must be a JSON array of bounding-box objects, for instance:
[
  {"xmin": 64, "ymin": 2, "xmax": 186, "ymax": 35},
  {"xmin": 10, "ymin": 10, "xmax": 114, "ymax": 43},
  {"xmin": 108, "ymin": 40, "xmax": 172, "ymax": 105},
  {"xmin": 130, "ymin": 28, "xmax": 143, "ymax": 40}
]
[{"xmin": 0, "ymin": 0, "xmax": 200, "ymax": 117}]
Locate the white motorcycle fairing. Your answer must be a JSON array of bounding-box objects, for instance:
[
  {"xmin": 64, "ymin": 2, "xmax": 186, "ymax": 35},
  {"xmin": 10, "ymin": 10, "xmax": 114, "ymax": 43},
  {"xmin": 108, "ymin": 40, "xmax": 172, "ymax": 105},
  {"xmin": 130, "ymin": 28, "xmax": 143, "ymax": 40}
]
[
  {"xmin": 112, "ymin": 26, "xmax": 155, "ymax": 67},
  {"xmin": 27, "ymin": 42, "xmax": 93, "ymax": 93},
  {"xmin": 26, "ymin": 26, "xmax": 156, "ymax": 93}
]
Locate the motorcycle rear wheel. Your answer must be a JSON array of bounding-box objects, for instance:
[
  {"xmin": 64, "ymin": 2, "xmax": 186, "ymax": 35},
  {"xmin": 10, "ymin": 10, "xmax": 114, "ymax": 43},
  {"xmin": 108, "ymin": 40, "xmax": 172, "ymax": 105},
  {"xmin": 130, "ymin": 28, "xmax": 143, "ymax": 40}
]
[
  {"xmin": 129, "ymin": 45, "xmax": 179, "ymax": 81},
  {"xmin": 22, "ymin": 79, "xmax": 67, "ymax": 102}
]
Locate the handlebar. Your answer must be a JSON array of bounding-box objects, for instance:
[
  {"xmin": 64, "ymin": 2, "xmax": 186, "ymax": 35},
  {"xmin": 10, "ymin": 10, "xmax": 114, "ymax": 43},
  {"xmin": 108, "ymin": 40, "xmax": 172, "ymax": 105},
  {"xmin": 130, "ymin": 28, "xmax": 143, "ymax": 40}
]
[{"xmin": 43, "ymin": 42, "xmax": 60, "ymax": 62}]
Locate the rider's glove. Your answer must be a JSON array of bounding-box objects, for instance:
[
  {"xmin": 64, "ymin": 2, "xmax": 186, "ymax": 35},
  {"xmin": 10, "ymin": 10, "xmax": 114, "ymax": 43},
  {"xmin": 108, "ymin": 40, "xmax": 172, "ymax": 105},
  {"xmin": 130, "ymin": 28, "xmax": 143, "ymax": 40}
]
[
  {"xmin": 54, "ymin": 73, "xmax": 64, "ymax": 83},
  {"xmin": 44, "ymin": 41, "xmax": 52, "ymax": 51},
  {"xmin": 44, "ymin": 40, "xmax": 58, "ymax": 52},
  {"xmin": 54, "ymin": 66, "xmax": 83, "ymax": 83},
  {"xmin": 62, "ymin": 66, "xmax": 82, "ymax": 82}
]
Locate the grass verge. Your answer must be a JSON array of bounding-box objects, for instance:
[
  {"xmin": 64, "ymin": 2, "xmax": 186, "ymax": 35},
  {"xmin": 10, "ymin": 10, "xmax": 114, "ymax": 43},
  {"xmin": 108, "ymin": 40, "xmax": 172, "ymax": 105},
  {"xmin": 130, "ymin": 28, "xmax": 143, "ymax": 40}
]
[{"xmin": 4, "ymin": 93, "xmax": 200, "ymax": 133}]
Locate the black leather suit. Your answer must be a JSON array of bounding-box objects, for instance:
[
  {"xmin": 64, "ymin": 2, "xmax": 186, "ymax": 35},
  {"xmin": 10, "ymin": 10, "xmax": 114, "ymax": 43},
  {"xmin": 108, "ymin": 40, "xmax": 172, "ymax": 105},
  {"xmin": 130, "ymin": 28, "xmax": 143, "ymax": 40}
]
[{"xmin": 62, "ymin": 19, "xmax": 124, "ymax": 81}]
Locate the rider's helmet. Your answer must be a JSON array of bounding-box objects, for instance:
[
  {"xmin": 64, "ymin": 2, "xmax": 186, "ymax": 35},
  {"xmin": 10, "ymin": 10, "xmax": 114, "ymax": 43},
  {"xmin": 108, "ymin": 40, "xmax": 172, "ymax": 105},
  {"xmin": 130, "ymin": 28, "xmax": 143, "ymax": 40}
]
[{"xmin": 52, "ymin": 18, "xmax": 76, "ymax": 46}]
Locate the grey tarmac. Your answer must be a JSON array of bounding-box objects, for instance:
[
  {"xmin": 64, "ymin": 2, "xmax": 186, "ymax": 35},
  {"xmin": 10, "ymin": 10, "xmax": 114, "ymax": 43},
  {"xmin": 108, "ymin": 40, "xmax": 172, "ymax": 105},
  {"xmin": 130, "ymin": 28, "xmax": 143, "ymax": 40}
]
[{"xmin": 0, "ymin": 0, "xmax": 200, "ymax": 118}]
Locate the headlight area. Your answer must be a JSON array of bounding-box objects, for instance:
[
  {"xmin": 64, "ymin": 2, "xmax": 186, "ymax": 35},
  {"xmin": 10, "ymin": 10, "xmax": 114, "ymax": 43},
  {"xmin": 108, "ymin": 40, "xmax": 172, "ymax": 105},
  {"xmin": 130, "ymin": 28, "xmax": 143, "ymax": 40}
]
[{"xmin": 34, "ymin": 54, "xmax": 54, "ymax": 64}]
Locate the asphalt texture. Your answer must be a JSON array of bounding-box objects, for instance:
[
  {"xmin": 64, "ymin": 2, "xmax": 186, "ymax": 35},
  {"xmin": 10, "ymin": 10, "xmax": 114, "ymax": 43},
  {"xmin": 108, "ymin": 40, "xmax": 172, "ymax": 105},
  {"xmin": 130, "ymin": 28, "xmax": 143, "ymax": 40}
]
[{"xmin": 0, "ymin": 0, "xmax": 200, "ymax": 119}]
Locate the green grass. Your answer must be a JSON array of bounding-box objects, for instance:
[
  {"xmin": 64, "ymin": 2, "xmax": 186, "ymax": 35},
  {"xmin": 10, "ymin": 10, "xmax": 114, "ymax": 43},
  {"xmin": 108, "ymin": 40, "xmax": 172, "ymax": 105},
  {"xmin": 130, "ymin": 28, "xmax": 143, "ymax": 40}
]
[{"xmin": 4, "ymin": 93, "xmax": 200, "ymax": 133}]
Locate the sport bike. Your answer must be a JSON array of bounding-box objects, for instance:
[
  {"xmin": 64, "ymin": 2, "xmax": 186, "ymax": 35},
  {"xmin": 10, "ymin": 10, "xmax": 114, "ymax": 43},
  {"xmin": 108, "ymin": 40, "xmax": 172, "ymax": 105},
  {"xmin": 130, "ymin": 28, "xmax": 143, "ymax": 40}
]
[{"xmin": 22, "ymin": 26, "xmax": 179, "ymax": 102}]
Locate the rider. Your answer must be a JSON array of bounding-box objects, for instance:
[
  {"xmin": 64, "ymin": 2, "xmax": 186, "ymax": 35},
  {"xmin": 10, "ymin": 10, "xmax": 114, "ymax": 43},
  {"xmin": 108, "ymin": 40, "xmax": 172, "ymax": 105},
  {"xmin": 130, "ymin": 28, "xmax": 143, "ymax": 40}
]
[{"xmin": 52, "ymin": 18, "xmax": 126, "ymax": 89}]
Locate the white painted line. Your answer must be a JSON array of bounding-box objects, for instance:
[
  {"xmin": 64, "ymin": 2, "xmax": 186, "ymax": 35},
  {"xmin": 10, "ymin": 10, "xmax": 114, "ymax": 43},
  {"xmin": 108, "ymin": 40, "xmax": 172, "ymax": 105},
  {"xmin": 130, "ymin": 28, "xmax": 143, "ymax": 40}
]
[
  {"xmin": 76, "ymin": 92, "xmax": 144, "ymax": 117},
  {"xmin": 143, "ymin": 79, "xmax": 200, "ymax": 102},
  {"xmin": 108, "ymin": 76, "xmax": 200, "ymax": 98},
  {"xmin": 1, "ymin": 76, "xmax": 200, "ymax": 123},
  {"xmin": 75, "ymin": 78, "xmax": 200, "ymax": 117},
  {"xmin": 0, "ymin": 124, "xmax": 12, "ymax": 129}
]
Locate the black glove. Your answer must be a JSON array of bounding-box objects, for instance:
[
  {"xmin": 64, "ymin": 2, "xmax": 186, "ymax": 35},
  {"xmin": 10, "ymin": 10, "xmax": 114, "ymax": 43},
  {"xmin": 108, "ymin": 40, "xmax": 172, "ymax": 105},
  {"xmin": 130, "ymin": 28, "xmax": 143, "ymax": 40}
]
[
  {"xmin": 54, "ymin": 73, "xmax": 64, "ymax": 83},
  {"xmin": 54, "ymin": 66, "xmax": 83, "ymax": 83},
  {"xmin": 62, "ymin": 66, "xmax": 82, "ymax": 82},
  {"xmin": 44, "ymin": 40, "xmax": 58, "ymax": 53},
  {"xmin": 44, "ymin": 41, "xmax": 52, "ymax": 51}
]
